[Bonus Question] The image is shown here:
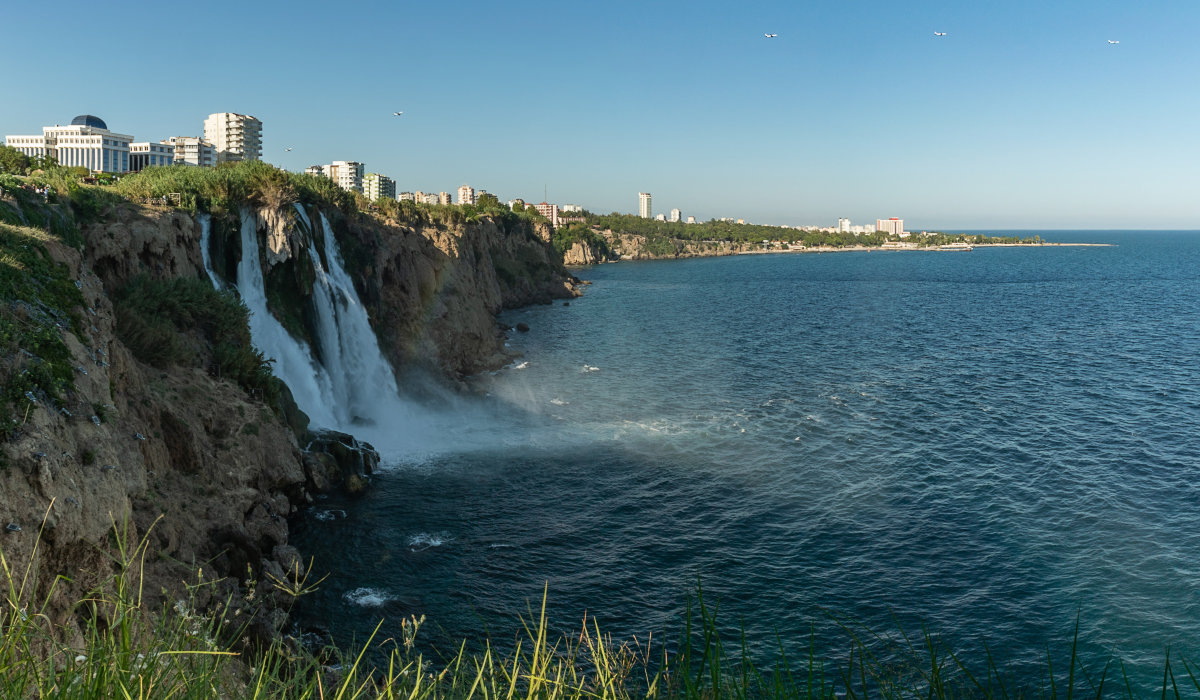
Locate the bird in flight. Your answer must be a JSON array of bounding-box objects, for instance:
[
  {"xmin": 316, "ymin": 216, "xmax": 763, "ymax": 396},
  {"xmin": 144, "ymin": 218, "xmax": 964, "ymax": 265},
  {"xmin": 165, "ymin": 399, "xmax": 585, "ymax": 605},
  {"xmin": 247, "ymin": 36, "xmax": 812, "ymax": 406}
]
[
  {"xmin": 393, "ymin": 111, "xmax": 404, "ymax": 116},
  {"xmin": 284, "ymin": 146, "xmax": 293, "ymax": 152},
  {"xmin": 764, "ymin": 33, "xmax": 777, "ymax": 38},
  {"xmin": 934, "ymin": 31, "xmax": 947, "ymax": 36},
  {"xmin": 1107, "ymin": 39, "xmax": 1119, "ymax": 44}
]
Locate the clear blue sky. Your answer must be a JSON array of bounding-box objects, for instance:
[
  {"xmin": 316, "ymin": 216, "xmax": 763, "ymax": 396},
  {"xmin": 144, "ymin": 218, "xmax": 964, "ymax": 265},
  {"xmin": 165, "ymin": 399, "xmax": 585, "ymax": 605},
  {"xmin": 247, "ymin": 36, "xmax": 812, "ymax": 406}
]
[{"xmin": 4, "ymin": 0, "xmax": 1197, "ymax": 229}]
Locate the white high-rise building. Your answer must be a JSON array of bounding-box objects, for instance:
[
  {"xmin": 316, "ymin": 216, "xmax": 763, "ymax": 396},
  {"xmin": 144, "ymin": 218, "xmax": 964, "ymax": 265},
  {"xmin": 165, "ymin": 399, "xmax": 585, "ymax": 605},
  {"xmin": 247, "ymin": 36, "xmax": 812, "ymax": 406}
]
[
  {"xmin": 638, "ymin": 192, "xmax": 652, "ymax": 218},
  {"xmin": 457, "ymin": 184, "xmax": 475, "ymax": 205},
  {"xmin": 876, "ymin": 218, "xmax": 904, "ymax": 236},
  {"xmin": 439, "ymin": 192, "xmax": 451, "ymax": 205},
  {"xmin": 838, "ymin": 218, "xmax": 851, "ymax": 233},
  {"xmin": 686, "ymin": 215, "xmax": 696, "ymax": 224},
  {"xmin": 161, "ymin": 136, "xmax": 216, "ymax": 167},
  {"xmin": 5, "ymin": 115, "xmax": 132, "ymax": 173},
  {"xmin": 363, "ymin": 173, "xmax": 396, "ymax": 201},
  {"xmin": 670, "ymin": 208, "xmax": 682, "ymax": 222},
  {"xmin": 202, "ymin": 112, "xmax": 262, "ymax": 163}
]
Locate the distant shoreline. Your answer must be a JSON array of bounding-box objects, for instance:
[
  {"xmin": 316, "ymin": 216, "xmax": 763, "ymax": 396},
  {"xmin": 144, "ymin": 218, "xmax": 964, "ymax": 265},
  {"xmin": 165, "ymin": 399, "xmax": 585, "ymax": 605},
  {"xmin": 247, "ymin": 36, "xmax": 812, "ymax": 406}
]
[{"xmin": 735, "ymin": 242, "xmax": 1113, "ymax": 256}]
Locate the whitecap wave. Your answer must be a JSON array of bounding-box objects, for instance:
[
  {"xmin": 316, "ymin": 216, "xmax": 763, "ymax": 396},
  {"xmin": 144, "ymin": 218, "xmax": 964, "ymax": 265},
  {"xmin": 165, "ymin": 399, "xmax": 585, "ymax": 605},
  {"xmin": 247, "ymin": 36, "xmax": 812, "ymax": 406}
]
[
  {"xmin": 513, "ymin": 361, "xmax": 529, "ymax": 370},
  {"xmin": 549, "ymin": 398, "xmax": 568, "ymax": 406},
  {"xmin": 408, "ymin": 532, "xmax": 452, "ymax": 551},
  {"xmin": 581, "ymin": 365, "xmax": 600, "ymax": 373},
  {"xmin": 312, "ymin": 509, "xmax": 347, "ymax": 522},
  {"xmin": 343, "ymin": 587, "xmax": 390, "ymax": 607}
]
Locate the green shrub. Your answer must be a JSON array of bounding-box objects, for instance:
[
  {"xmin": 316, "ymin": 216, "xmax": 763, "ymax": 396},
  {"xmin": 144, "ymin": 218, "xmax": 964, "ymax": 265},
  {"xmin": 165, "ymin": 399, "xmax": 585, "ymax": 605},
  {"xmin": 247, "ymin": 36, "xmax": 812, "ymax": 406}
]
[
  {"xmin": 0, "ymin": 222, "xmax": 84, "ymax": 440},
  {"xmin": 113, "ymin": 276, "xmax": 279, "ymax": 404}
]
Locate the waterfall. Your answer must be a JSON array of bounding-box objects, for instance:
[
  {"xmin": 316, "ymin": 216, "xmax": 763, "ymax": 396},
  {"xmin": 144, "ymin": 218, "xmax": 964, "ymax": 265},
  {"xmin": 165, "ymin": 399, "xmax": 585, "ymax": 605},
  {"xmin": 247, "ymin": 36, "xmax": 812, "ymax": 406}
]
[
  {"xmin": 231, "ymin": 207, "xmax": 340, "ymax": 428},
  {"xmin": 196, "ymin": 213, "xmax": 223, "ymax": 289}
]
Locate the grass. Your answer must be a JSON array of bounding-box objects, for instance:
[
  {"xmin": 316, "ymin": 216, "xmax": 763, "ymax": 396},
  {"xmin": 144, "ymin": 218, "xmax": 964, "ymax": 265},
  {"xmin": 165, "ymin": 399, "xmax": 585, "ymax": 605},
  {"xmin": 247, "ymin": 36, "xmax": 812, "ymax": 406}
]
[{"xmin": 5, "ymin": 512, "xmax": 1200, "ymax": 700}]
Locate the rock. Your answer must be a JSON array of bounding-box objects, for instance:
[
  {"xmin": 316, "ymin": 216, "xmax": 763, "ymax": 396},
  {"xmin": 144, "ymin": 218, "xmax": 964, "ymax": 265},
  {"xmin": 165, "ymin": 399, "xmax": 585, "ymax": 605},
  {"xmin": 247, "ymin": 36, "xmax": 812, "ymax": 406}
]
[{"xmin": 516, "ymin": 322, "xmax": 530, "ymax": 333}]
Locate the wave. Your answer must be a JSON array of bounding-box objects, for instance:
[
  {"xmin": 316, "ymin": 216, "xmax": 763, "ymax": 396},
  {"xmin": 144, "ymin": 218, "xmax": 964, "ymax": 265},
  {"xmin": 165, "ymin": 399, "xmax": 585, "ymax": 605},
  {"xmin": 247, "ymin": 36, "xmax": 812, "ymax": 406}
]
[
  {"xmin": 343, "ymin": 587, "xmax": 390, "ymax": 607},
  {"xmin": 408, "ymin": 532, "xmax": 452, "ymax": 551}
]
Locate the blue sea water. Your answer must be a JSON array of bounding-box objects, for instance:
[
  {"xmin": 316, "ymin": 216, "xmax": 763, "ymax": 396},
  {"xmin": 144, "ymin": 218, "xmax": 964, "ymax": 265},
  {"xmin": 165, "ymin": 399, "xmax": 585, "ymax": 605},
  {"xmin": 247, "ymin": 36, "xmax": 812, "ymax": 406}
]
[{"xmin": 292, "ymin": 232, "xmax": 1200, "ymax": 690}]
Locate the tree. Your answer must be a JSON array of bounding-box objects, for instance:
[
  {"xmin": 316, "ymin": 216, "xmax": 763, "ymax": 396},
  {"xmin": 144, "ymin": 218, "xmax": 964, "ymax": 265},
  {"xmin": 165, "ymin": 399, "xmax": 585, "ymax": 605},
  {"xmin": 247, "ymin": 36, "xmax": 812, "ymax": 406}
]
[
  {"xmin": 475, "ymin": 192, "xmax": 502, "ymax": 210},
  {"xmin": 0, "ymin": 145, "xmax": 31, "ymax": 175}
]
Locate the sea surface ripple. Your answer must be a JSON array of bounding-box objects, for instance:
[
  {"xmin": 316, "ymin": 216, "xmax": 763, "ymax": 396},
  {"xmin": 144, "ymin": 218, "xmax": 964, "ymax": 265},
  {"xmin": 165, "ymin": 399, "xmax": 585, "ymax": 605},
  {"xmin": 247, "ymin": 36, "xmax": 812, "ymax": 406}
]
[{"xmin": 292, "ymin": 231, "xmax": 1200, "ymax": 690}]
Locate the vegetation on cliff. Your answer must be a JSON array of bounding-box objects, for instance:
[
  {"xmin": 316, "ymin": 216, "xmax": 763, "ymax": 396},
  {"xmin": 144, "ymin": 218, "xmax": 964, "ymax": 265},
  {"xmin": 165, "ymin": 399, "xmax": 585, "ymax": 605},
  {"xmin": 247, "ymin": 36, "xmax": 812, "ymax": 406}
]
[
  {"xmin": 0, "ymin": 221, "xmax": 84, "ymax": 442},
  {"xmin": 113, "ymin": 276, "xmax": 279, "ymax": 404}
]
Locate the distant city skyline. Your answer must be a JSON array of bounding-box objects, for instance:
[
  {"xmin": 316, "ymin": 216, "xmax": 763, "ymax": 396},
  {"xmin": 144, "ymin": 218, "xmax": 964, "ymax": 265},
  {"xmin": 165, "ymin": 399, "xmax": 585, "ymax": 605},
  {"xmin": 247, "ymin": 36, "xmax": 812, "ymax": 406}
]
[{"xmin": 2, "ymin": 0, "xmax": 1198, "ymax": 229}]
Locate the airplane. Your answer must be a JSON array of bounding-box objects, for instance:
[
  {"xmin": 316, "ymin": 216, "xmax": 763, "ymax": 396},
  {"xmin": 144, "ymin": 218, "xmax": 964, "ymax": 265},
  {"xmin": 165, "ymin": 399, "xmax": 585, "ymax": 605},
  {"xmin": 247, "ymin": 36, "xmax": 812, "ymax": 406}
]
[
  {"xmin": 284, "ymin": 146, "xmax": 293, "ymax": 152},
  {"xmin": 1107, "ymin": 40, "xmax": 1119, "ymax": 44},
  {"xmin": 393, "ymin": 111, "xmax": 404, "ymax": 116},
  {"xmin": 764, "ymin": 33, "xmax": 777, "ymax": 38},
  {"xmin": 934, "ymin": 31, "xmax": 947, "ymax": 36}
]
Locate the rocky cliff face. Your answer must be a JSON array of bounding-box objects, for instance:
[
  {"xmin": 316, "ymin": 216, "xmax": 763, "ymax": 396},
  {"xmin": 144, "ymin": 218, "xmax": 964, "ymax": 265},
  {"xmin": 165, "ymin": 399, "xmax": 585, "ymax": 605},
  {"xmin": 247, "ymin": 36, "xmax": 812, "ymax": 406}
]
[
  {"xmin": 2, "ymin": 205, "xmax": 306, "ymax": 644},
  {"xmin": 561, "ymin": 229, "xmax": 745, "ymax": 265},
  {"xmin": 1, "ymin": 195, "xmax": 577, "ymax": 645}
]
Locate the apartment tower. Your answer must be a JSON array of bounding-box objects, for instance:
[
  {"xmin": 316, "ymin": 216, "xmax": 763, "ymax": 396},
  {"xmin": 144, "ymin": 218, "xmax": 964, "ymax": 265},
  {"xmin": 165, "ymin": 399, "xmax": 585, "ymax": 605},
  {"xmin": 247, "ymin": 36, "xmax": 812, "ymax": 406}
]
[
  {"xmin": 638, "ymin": 192, "xmax": 652, "ymax": 218},
  {"xmin": 203, "ymin": 112, "xmax": 262, "ymax": 163}
]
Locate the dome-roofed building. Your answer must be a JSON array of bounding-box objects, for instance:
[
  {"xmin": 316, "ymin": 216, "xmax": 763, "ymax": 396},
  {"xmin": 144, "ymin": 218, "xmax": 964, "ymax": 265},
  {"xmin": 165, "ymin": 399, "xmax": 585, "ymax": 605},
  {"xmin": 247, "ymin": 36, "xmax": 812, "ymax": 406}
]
[{"xmin": 70, "ymin": 114, "xmax": 108, "ymax": 130}]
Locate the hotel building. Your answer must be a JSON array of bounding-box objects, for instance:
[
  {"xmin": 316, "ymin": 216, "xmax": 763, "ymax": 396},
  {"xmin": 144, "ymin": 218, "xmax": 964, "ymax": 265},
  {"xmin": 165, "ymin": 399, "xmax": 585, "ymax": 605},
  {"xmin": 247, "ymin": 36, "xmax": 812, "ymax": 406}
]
[
  {"xmin": 638, "ymin": 192, "xmax": 652, "ymax": 218},
  {"xmin": 202, "ymin": 112, "xmax": 262, "ymax": 163},
  {"xmin": 128, "ymin": 142, "xmax": 175, "ymax": 172},
  {"xmin": 533, "ymin": 202, "xmax": 559, "ymax": 227},
  {"xmin": 5, "ymin": 115, "xmax": 132, "ymax": 173},
  {"xmin": 876, "ymin": 218, "xmax": 904, "ymax": 236},
  {"xmin": 363, "ymin": 173, "xmax": 396, "ymax": 201},
  {"xmin": 670, "ymin": 208, "xmax": 681, "ymax": 222}
]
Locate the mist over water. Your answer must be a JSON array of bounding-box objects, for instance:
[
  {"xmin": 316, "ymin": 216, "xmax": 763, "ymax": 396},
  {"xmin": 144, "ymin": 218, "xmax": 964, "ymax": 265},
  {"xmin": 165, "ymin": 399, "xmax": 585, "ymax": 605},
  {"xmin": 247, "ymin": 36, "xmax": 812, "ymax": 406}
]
[{"xmin": 284, "ymin": 231, "xmax": 1200, "ymax": 689}]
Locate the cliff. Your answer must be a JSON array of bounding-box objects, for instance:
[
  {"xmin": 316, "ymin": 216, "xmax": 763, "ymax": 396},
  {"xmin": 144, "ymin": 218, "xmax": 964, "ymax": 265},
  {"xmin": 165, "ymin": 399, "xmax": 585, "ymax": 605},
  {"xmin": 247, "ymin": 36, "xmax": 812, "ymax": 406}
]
[
  {"xmin": 563, "ymin": 229, "xmax": 745, "ymax": 265},
  {"xmin": 1, "ymin": 175, "xmax": 578, "ymax": 649}
]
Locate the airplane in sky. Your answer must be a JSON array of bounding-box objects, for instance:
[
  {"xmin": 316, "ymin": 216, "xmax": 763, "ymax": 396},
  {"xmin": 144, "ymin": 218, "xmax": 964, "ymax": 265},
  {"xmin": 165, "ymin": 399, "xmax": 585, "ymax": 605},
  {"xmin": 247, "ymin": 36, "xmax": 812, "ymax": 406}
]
[
  {"xmin": 393, "ymin": 111, "xmax": 404, "ymax": 116},
  {"xmin": 934, "ymin": 31, "xmax": 947, "ymax": 36},
  {"xmin": 764, "ymin": 33, "xmax": 777, "ymax": 38},
  {"xmin": 1107, "ymin": 40, "xmax": 1120, "ymax": 44},
  {"xmin": 284, "ymin": 146, "xmax": 293, "ymax": 152}
]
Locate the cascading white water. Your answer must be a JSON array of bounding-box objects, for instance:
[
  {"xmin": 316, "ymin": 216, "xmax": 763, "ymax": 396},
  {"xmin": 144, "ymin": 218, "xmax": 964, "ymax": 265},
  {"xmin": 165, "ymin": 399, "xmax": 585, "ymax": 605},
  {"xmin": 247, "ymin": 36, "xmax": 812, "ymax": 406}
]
[
  {"xmin": 312, "ymin": 211, "xmax": 402, "ymax": 421},
  {"xmin": 232, "ymin": 208, "xmax": 340, "ymax": 427},
  {"xmin": 196, "ymin": 213, "xmax": 223, "ymax": 289},
  {"xmin": 199, "ymin": 204, "xmax": 541, "ymax": 460}
]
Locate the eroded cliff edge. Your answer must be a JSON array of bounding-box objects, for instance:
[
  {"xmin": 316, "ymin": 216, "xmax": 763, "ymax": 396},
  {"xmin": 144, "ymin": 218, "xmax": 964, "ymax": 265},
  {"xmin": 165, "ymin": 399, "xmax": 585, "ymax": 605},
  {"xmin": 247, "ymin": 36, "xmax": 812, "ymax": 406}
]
[{"xmin": 0, "ymin": 177, "xmax": 577, "ymax": 648}]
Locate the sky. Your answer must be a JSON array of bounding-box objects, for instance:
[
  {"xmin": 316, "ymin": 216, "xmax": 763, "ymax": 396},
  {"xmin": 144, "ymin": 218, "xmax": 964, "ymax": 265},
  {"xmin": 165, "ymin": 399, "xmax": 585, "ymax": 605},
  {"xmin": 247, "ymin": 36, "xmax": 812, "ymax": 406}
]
[{"xmin": 3, "ymin": 0, "xmax": 1198, "ymax": 229}]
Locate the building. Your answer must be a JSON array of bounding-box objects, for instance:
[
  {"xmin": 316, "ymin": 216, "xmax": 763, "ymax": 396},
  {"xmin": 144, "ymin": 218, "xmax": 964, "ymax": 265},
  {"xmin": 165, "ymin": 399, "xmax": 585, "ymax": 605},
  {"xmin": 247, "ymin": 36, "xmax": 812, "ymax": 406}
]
[
  {"xmin": 670, "ymin": 208, "xmax": 681, "ymax": 222},
  {"xmin": 439, "ymin": 192, "xmax": 451, "ymax": 205},
  {"xmin": 307, "ymin": 161, "xmax": 365, "ymax": 192},
  {"xmin": 363, "ymin": 173, "xmax": 396, "ymax": 201},
  {"xmin": 655, "ymin": 213, "xmax": 667, "ymax": 222},
  {"xmin": 876, "ymin": 218, "xmax": 904, "ymax": 236},
  {"xmin": 162, "ymin": 136, "xmax": 216, "ymax": 167},
  {"xmin": 560, "ymin": 204, "xmax": 583, "ymax": 213},
  {"xmin": 509, "ymin": 198, "xmax": 525, "ymax": 211},
  {"xmin": 202, "ymin": 112, "xmax": 262, "ymax": 163},
  {"xmin": 837, "ymin": 218, "xmax": 851, "ymax": 233},
  {"xmin": 422, "ymin": 192, "xmax": 439, "ymax": 205},
  {"xmin": 533, "ymin": 202, "xmax": 559, "ymax": 227},
  {"xmin": 457, "ymin": 184, "xmax": 475, "ymax": 205},
  {"xmin": 686, "ymin": 215, "xmax": 696, "ymax": 224},
  {"xmin": 128, "ymin": 142, "xmax": 175, "ymax": 172},
  {"xmin": 398, "ymin": 192, "xmax": 416, "ymax": 202},
  {"xmin": 5, "ymin": 115, "xmax": 132, "ymax": 173},
  {"xmin": 638, "ymin": 192, "xmax": 652, "ymax": 218}
]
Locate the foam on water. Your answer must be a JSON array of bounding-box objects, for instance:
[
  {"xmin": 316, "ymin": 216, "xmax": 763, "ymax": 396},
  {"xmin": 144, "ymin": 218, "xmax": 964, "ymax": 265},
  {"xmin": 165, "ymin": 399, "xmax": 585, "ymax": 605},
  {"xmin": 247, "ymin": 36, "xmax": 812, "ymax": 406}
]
[{"xmin": 343, "ymin": 588, "xmax": 391, "ymax": 608}]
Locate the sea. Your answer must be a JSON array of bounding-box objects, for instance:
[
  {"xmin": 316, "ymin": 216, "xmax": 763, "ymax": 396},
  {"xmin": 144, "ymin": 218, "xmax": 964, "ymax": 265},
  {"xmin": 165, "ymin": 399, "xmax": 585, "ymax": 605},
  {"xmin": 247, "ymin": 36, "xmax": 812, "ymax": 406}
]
[{"xmin": 290, "ymin": 231, "xmax": 1200, "ymax": 692}]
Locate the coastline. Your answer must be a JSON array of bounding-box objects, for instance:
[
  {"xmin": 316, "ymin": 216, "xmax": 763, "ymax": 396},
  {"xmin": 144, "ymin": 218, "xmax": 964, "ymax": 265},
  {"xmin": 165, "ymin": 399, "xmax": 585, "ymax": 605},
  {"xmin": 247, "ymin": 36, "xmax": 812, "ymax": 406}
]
[{"xmin": 734, "ymin": 242, "xmax": 1113, "ymax": 255}]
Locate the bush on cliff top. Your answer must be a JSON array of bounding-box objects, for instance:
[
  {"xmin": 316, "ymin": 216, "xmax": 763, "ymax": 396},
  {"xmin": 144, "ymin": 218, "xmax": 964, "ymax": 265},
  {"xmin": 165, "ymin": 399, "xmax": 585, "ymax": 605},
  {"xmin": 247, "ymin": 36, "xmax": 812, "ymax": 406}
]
[
  {"xmin": 113, "ymin": 275, "xmax": 279, "ymax": 404},
  {"xmin": 115, "ymin": 161, "xmax": 357, "ymax": 220}
]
